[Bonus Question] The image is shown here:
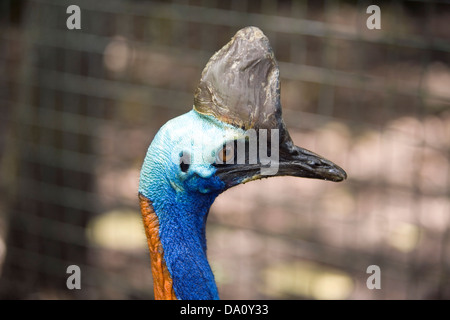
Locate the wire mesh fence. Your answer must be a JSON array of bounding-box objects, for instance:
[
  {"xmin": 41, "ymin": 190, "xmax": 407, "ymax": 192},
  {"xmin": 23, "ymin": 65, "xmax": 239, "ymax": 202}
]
[{"xmin": 0, "ymin": 0, "xmax": 449, "ymax": 299}]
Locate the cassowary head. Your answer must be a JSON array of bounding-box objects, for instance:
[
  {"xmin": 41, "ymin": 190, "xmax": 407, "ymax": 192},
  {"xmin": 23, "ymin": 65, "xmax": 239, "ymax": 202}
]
[{"xmin": 139, "ymin": 26, "xmax": 346, "ymax": 300}]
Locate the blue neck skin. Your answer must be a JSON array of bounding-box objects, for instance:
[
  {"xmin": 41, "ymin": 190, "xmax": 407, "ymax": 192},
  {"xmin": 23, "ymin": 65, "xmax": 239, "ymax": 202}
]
[
  {"xmin": 139, "ymin": 110, "xmax": 245, "ymax": 300},
  {"xmin": 152, "ymin": 180, "xmax": 221, "ymax": 300}
]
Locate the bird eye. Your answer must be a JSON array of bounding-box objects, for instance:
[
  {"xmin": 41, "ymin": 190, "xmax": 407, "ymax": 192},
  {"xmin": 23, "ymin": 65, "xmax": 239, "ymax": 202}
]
[
  {"xmin": 216, "ymin": 143, "xmax": 234, "ymax": 164},
  {"xmin": 180, "ymin": 151, "xmax": 190, "ymax": 172}
]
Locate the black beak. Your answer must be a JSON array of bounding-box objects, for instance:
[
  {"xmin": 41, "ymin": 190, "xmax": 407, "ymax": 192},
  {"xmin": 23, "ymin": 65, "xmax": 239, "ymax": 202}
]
[
  {"xmin": 277, "ymin": 141, "xmax": 347, "ymax": 182},
  {"xmin": 215, "ymin": 130, "xmax": 347, "ymax": 190}
]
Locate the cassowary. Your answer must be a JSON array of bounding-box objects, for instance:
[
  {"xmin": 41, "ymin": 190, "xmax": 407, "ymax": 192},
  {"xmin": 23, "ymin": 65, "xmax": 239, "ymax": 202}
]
[{"xmin": 138, "ymin": 26, "xmax": 347, "ymax": 300}]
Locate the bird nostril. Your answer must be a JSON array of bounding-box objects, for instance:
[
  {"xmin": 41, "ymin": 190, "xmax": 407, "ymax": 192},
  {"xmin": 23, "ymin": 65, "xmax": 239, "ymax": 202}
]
[{"xmin": 307, "ymin": 159, "xmax": 320, "ymax": 167}]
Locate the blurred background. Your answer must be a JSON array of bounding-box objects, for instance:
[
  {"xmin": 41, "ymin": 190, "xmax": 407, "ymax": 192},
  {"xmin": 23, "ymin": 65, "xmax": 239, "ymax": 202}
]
[{"xmin": 0, "ymin": 0, "xmax": 450, "ymax": 299}]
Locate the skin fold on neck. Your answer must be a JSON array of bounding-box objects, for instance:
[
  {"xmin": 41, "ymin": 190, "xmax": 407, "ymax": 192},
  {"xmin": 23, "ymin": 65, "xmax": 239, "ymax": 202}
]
[{"xmin": 139, "ymin": 193, "xmax": 177, "ymax": 300}]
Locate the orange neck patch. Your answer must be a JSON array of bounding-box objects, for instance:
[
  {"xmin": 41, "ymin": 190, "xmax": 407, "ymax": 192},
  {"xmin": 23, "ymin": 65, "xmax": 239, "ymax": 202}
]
[{"xmin": 139, "ymin": 194, "xmax": 177, "ymax": 300}]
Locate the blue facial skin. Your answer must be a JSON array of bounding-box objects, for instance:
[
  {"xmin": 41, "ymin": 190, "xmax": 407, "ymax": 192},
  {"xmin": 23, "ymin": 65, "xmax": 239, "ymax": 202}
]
[{"xmin": 139, "ymin": 109, "xmax": 246, "ymax": 300}]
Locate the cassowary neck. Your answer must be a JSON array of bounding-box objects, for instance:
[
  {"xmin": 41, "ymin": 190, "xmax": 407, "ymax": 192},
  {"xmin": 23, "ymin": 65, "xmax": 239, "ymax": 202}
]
[
  {"xmin": 139, "ymin": 194, "xmax": 177, "ymax": 299},
  {"xmin": 139, "ymin": 189, "xmax": 220, "ymax": 300}
]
